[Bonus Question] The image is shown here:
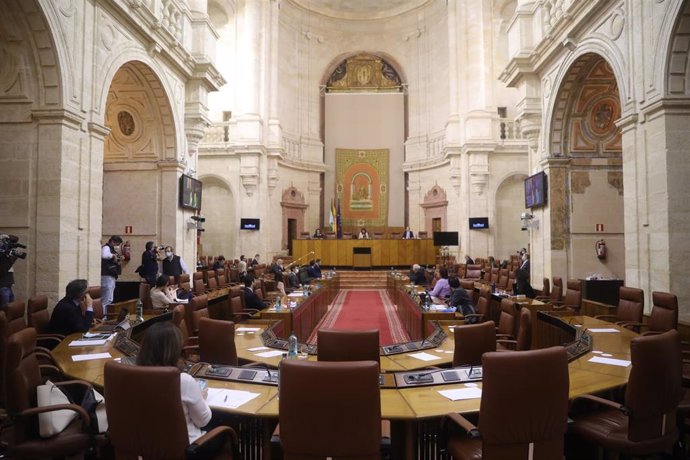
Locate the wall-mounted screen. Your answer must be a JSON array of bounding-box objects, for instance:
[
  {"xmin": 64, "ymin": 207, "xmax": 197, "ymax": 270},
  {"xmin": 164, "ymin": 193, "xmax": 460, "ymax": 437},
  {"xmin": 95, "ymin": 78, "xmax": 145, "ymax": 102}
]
[
  {"xmin": 433, "ymin": 231, "xmax": 459, "ymax": 246},
  {"xmin": 524, "ymin": 171, "xmax": 547, "ymax": 209},
  {"xmin": 179, "ymin": 174, "xmax": 202, "ymax": 211},
  {"xmin": 240, "ymin": 218, "xmax": 260, "ymax": 230},
  {"xmin": 469, "ymin": 217, "xmax": 489, "ymax": 230}
]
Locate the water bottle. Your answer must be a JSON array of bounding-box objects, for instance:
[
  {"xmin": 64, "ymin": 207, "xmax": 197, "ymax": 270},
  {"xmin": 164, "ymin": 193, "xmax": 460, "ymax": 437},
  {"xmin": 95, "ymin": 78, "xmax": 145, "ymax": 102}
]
[
  {"xmin": 275, "ymin": 296, "xmax": 282, "ymax": 311},
  {"xmin": 288, "ymin": 331, "xmax": 298, "ymax": 359},
  {"xmin": 303, "ymin": 284, "xmax": 309, "ymax": 296},
  {"xmin": 135, "ymin": 299, "xmax": 144, "ymax": 323}
]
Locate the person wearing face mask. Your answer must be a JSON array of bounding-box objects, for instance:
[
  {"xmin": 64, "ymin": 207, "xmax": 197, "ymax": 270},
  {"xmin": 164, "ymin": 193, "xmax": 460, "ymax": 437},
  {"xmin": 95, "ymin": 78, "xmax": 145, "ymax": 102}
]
[
  {"xmin": 287, "ymin": 265, "xmax": 301, "ymax": 291},
  {"xmin": 161, "ymin": 245, "xmax": 189, "ymax": 281},
  {"xmin": 136, "ymin": 241, "xmax": 160, "ymax": 287}
]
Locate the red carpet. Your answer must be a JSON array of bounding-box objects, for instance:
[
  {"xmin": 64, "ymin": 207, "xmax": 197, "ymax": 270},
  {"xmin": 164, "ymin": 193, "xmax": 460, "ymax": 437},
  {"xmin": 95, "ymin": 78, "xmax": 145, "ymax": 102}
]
[{"xmin": 308, "ymin": 290, "xmax": 410, "ymax": 346}]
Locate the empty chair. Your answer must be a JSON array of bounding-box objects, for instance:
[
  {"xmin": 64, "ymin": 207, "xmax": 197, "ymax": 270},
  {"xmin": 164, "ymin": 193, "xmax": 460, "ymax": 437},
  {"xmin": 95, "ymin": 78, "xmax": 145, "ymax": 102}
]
[
  {"xmin": 184, "ymin": 294, "xmax": 209, "ymax": 336},
  {"xmin": 216, "ymin": 268, "xmax": 228, "ymax": 288},
  {"xmin": 276, "ymin": 360, "xmax": 382, "ymax": 459},
  {"xmin": 536, "ymin": 276, "xmax": 562, "ymax": 304},
  {"xmin": 623, "ymin": 290, "xmax": 679, "ymax": 335},
  {"xmin": 541, "ymin": 277, "xmax": 551, "ymax": 298},
  {"xmin": 497, "ymin": 308, "xmax": 532, "ymax": 351},
  {"xmin": 444, "ymin": 346, "xmax": 569, "ymax": 459},
  {"xmin": 389, "ymin": 231, "xmax": 401, "ymax": 239},
  {"xmin": 178, "ymin": 273, "xmax": 191, "ymax": 292},
  {"xmin": 26, "ymin": 295, "xmax": 63, "ymax": 349},
  {"xmin": 206, "ymin": 275, "xmax": 218, "ymax": 292},
  {"xmin": 5, "ymin": 299, "xmax": 26, "ymax": 336},
  {"xmin": 496, "ymin": 298, "xmax": 519, "ymax": 339},
  {"xmin": 5, "ymin": 328, "xmax": 93, "ymax": 458},
  {"xmin": 198, "ymin": 317, "xmax": 239, "ymax": 366},
  {"xmin": 464, "ymin": 264, "xmax": 482, "ymax": 280},
  {"xmin": 418, "ymin": 231, "xmax": 428, "ymax": 239},
  {"xmin": 595, "ymin": 286, "xmax": 644, "ymax": 325},
  {"xmin": 139, "ymin": 282, "xmax": 153, "ymax": 310},
  {"xmin": 326, "ymin": 232, "xmax": 337, "ymax": 239},
  {"xmin": 569, "ymin": 330, "xmax": 682, "ymax": 458},
  {"xmin": 317, "ymin": 329, "xmax": 380, "ymax": 366},
  {"xmin": 372, "ymin": 232, "xmax": 384, "ymax": 239},
  {"xmin": 453, "ymin": 321, "xmax": 496, "ymax": 367},
  {"xmin": 552, "ymin": 279, "xmax": 581, "ymax": 312},
  {"xmin": 299, "ymin": 231, "xmax": 311, "ymax": 239},
  {"xmin": 104, "ymin": 361, "xmax": 237, "ymax": 459}
]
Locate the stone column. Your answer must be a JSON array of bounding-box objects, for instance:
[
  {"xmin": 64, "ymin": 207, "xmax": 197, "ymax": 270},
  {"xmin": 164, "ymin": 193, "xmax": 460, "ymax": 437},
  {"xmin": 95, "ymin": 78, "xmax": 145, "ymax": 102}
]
[{"xmin": 236, "ymin": 0, "xmax": 264, "ymax": 142}]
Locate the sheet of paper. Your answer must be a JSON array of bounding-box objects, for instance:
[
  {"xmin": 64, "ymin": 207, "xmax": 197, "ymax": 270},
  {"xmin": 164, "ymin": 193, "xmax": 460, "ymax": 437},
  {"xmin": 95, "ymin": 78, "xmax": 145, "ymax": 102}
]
[
  {"xmin": 438, "ymin": 387, "xmax": 483, "ymax": 401},
  {"xmin": 588, "ymin": 356, "xmax": 631, "ymax": 367},
  {"xmin": 72, "ymin": 352, "xmax": 112, "ymax": 362},
  {"xmin": 587, "ymin": 328, "xmax": 620, "ymax": 333},
  {"xmin": 247, "ymin": 346, "xmax": 270, "ymax": 351},
  {"xmin": 287, "ymin": 292, "xmax": 303, "ymax": 297},
  {"xmin": 70, "ymin": 339, "xmax": 108, "ymax": 347},
  {"xmin": 255, "ymin": 350, "xmax": 285, "ymax": 358},
  {"xmin": 207, "ymin": 388, "xmax": 261, "ymax": 409},
  {"xmin": 235, "ymin": 327, "xmax": 261, "ymax": 332},
  {"xmin": 407, "ymin": 352, "xmax": 442, "ymax": 362}
]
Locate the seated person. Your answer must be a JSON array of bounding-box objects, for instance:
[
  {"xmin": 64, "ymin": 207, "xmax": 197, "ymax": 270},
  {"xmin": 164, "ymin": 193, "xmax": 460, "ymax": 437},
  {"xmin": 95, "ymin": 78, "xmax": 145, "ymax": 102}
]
[
  {"xmin": 298, "ymin": 266, "xmax": 314, "ymax": 285},
  {"xmin": 212, "ymin": 255, "xmax": 225, "ymax": 271},
  {"xmin": 429, "ymin": 267, "xmax": 451, "ymax": 300},
  {"xmin": 150, "ymin": 275, "xmax": 177, "ymax": 309},
  {"xmin": 402, "ymin": 226, "xmax": 414, "ymax": 239},
  {"xmin": 242, "ymin": 275, "xmax": 267, "ymax": 310},
  {"xmin": 287, "ymin": 266, "xmax": 301, "ymax": 291},
  {"xmin": 409, "ymin": 264, "xmax": 426, "ymax": 285},
  {"xmin": 307, "ymin": 260, "xmax": 321, "ymax": 279},
  {"xmin": 237, "ymin": 257, "xmax": 247, "ymax": 278},
  {"xmin": 313, "ymin": 228, "xmax": 324, "ymax": 239},
  {"xmin": 357, "ymin": 227, "xmax": 370, "ymax": 239},
  {"xmin": 136, "ymin": 322, "xmax": 211, "ymax": 443},
  {"xmin": 464, "ymin": 255, "xmax": 474, "ymax": 265},
  {"xmin": 48, "ymin": 279, "xmax": 95, "ymax": 335},
  {"xmin": 270, "ymin": 259, "xmax": 287, "ymax": 296},
  {"xmin": 448, "ymin": 277, "xmax": 478, "ymax": 323},
  {"xmin": 313, "ymin": 258, "xmax": 322, "ymax": 278},
  {"xmin": 513, "ymin": 268, "xmax": 536, "ymax": 298}
]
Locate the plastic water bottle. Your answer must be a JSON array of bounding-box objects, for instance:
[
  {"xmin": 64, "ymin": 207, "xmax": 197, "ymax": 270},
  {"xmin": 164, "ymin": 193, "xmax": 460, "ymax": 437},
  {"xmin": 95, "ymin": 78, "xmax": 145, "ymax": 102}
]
[
  {"xmin": 135, "ymin": 299, "xmax": 144, "ymax": 323},
  {"xmin": 288, "ymin": 332, "xmax": 298, "ymax": 359},
  {"xmin": 275, "ymin": 296, "xmax": 282, "ymax": 311}
]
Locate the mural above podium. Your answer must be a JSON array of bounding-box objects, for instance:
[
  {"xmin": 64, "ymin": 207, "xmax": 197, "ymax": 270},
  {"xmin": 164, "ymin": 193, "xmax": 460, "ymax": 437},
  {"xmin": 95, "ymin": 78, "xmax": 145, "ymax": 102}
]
[{"xmin": 335, "ymin": 149, "xmax": 389, "ymax": 228}]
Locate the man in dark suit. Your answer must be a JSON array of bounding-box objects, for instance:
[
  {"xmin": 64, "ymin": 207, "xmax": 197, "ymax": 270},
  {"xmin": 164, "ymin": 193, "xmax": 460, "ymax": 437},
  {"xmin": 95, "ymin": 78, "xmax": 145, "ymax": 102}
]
[
  {"xmin": 402, "ymin": 226, "xmax": 414, "ymax": 239},
  {"xmin": 48, "ymin": 279, "xmax": 95, "ymax": 335},
  {"xmin": 520, "ymin": 253, "xmax": 530, "ymax": 273},
  {"xmin": 242, "ymin": 275, "xmax": 266, "ymax": 310}
]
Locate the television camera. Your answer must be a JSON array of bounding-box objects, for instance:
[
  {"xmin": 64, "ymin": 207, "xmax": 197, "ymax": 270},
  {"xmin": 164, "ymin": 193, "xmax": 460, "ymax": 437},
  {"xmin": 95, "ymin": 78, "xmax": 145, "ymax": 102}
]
[{"xmin": 0, "ymin": 234, "xmax": 27, "ymax": 276}]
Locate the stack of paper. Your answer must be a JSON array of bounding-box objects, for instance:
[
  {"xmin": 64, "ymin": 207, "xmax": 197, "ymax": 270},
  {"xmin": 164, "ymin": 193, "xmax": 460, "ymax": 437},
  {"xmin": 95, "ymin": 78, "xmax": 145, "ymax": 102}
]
[{"xmin": 207, "ymin": 388, "xmax": 260, "ymax": 409}]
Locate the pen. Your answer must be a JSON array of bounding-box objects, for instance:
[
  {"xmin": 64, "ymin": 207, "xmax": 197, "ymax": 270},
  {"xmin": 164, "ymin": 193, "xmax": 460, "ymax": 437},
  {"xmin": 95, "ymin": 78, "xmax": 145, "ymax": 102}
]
[{"xmin": 224, "ymin": 395, "xmax": 228, "ymax": 402}]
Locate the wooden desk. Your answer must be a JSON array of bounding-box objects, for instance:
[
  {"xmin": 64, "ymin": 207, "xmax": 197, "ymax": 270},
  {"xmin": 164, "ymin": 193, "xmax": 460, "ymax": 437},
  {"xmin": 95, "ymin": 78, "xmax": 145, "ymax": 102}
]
[{"xmin": 292, "ymin": 238, "xmax": 436, "ymax": 267}]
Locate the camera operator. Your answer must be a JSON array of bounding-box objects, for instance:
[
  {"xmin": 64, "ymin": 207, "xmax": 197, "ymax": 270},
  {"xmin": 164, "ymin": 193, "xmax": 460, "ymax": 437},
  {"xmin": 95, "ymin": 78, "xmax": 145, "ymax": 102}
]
[
  {"xmin": 0, "ymin": 235, "xmax": 26, "ymax": 309},
  {"xmin": 136, "ymin": 241, "xmax": 159, "ymax": 287},
  {"xmin": 101, "ymin": 235, "xmax": 123, "ymax": 315}
]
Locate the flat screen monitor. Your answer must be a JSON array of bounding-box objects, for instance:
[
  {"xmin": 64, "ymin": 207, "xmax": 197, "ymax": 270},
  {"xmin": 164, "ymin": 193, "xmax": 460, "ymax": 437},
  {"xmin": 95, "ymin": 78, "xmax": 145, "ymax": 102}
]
[
  {"xmin": 240, "ymin": 218, "xmax": 260, "ymax": 230},
  {"xmin": 179, "ymin": 174, "xmax": 202, "ymax": 211},
  {"xmin": 432, "ymin": 231, "xmax": 459, "ymax": 246},
  {"xmin": 524, "ymin": 171, "xmax": 547, "ymax": 209},
  {"xmin": 469, "ymin": 217, "xmax": 489, "ymax": 230}
]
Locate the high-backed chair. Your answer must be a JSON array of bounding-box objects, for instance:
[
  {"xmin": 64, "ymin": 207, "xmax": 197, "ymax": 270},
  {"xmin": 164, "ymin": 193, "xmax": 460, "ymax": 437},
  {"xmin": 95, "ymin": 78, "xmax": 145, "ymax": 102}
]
[
  {"xmin": 139, "ymin": 282, "xmax": 153, "ymax": 310},
  {"xmin": 178, "ymin": 273, "xmax": 191, "ymax": 292},
  {"xmin": 452, "ymin": 321, "xmax": 496, "ymax": 367},
  {"xmin": 326, "ymin": 232, "xmax": 337, "ymax": 239},
  {"xmin": 276, "ymin": 360, "xmax": 382, "ymax": 460},
  {"xmin": 570, "ymin": 330, "xmax": 682, "ymax": 457},
  {"xmin": 206, "ymin": 275, "xmax": 218, "ymax": 292},
  {"xmin": 26, "ymin": 295, "xmax": 63, "ymax": 349},
  {"xmin": 595, "ymin": 286, "xmax": 644, "ymax": 325},
  {"xmin": 444, "ymin": 346, "xmax": 569, "ymax": 459},
  {"xmin": 389, "ymin": 232, "xmax": 401, "ymax": 239},
  {"xmin": 496, "ymin": 298, "xmax": 519, "ymax": 340},
  {"xmin": 541, "ymin": 277, "xmax": 551, "ymax": 298},
  {"xmin": 216, "ymin": 268, "xmax": 228, "ymax": 288},
  {"xmin": 299, "ymin": 231, "xmax": 311, "ymax": 239},
  {"xmin": 552, "ymin": 279, "xmax": 582, "ymax": 312},
  {"xmin": 5, "ymin": 328, "xmax": 93, "ymax": 458},
  {"xmin": 497, "ymin": 308, "xmax": 532, "ymax": 351},
  {"xmin": 418, "ymin": 231, "xmax": 428, "ymax": 239},
  {"xmin": 536, "ymin": 276, "xmax": 562, "ymax": 304},
  {"xmin": 198, "ymin": 317, "xmax": 239, "ymax": 366},
  {"xmin": 647, "ymin": 291, "xmax": 679, "ymax": 333},
  {"xmin": 6, "ymin": 299, "xmax": 26, "ymax": 336},
  {"xmin": 464, "ymin": 264, "xmax": 482, "ymax": 280},
  {"xmin": 184, "ymin": 294, "xmax": 209, "ymax": 337},
  {"xmin": 372, "ymin": 232, "xmax": 384, "ymax": 239},
  {"xmin": 317, "ymin": 329, "xmax": 380, "ymax": 367},
  {"xmin": 192, "ymin": 272, "xmax": 207, "ymax": 296},
  {"xmin": 104, "ymin": 361, "xmax": 237, "ymax": 459}
]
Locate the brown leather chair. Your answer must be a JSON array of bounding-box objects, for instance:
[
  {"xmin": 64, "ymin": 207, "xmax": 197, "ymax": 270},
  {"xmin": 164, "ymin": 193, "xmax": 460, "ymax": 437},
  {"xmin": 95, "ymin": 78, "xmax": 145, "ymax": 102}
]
[
  {"xmin": 26, "ymin": 295, "xmax": 63, "ymax": 349},
  {"xmin": 216, "ymin": 269, "xmax": 228, "ymax": 288},
  {"xmin": 595, "ymin": 286, "xmax": 644, "ymax": 325},
  {"xmin": 496, "ymin": 298, "xmax": 519, "ymax": 340},
  {"xmin": 444, "ymin": 346, "xmax": 569, "ymax": 459},
  {"xmin": 552, "ymin": 279, "xmax": 581, "ymax": 312},
  {"xmin": 317, "ymin": 329, "xmax": 380, "ymax": 367},
  {"xmin": 453, "ymin": 321, "xmax": 496, "ymax": 367},
  {"xmin": 647, "ymin": 291, "xmax": 679, "ymax": 333},
  {"xmin": 193, "ymin": 275, "xmax": 207, "ymax": 296},
  {"xmin": 465, "ymin": 264, "xmax": 482, "ymax": 280},
  {"xmin": 178, "ymin": 273, "xmax": 191, "ymax": 292},
  {"xmin": 536, "ymin": 276, "xmax": 562, "ymax": 304},
  {"xmin": 276, "ymin": 360, "xmax": 382, "ymax": 459},
  {"xmin": 198, "ymin": 317, "xmax": 239, "ymax": 366},
  {"xmin": 184, "ymin": 294, "xmax": 209, "ymax": 337},
  {"xmin": 206, "ymin": 275, "xmax": 218, "ymax": 292},
  {"xmin": 541, "ymin": 277, "xmax": 551, "ymax": 298},
  {"xmin": 6, "ymin": 299, "xmax": 26, "ymax": 336},
  {"xmin": 570, "ymin": 330, "xmax": 683, "ymax": 457},
  {"xmin": 497, "ymin": 308, "xmax": 531, "ymax": 351},
  {"xmin": 139, "ymin": 282, "xmax": 153, "ymax": 310},
  {"xmin": 326, "ymin": 232, "xmax": 337, "ymax": 239},
  {"xmin": 372, "ymin": 232, "xmax": 384, "ymax": 239},
  {"xmin": 104, "ymin": 361, "xmax": 237, "ymax": 459},
  {"xmin": 5, "ymin": 327, "xmax": 93, "ymax": 458},
  {"xmin": 418, "ymin": 231, "xmax": 428, "ymax": 239}
]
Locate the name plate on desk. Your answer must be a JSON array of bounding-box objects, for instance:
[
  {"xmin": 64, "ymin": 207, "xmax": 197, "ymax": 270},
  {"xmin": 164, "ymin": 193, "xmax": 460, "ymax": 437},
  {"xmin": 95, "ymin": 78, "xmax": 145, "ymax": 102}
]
[{"xmin": 395, "ymin": 366, "xmax": 483, "ymax": 388}]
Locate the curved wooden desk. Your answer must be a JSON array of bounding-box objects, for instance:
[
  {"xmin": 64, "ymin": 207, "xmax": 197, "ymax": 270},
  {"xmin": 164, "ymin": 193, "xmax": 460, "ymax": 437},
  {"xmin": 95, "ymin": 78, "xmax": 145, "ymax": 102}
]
[{"xmin": 51, "ymin": 315, "xmax": 636, "ymax": 459}]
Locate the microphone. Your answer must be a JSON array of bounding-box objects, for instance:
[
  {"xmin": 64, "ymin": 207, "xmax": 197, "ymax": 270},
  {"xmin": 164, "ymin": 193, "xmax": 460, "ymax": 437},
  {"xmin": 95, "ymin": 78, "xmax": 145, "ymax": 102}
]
[{"xmin": 260, "ymin": 362, "xmax": 279, "ymax": 383}]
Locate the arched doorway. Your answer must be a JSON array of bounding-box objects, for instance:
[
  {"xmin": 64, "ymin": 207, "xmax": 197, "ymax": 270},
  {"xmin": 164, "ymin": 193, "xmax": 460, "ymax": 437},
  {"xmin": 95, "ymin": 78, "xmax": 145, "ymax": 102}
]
[
  {"xmin": 495, "ymin": 175, "xmax": 528, "ymax": 260},
  {"xmin": 103, "ymin": 61, "xmax": 177, "ymax": 282},
  {"xmin": 547, "ymin": 54, "xmax": 624, "ymax": 280}
]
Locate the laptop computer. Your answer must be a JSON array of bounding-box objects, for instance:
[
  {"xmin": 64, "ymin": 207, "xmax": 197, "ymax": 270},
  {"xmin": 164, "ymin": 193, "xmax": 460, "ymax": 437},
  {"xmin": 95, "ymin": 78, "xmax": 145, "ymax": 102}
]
[{"xmin": 93, "ymin": 308, "xmax": 130, "ymax": 332}]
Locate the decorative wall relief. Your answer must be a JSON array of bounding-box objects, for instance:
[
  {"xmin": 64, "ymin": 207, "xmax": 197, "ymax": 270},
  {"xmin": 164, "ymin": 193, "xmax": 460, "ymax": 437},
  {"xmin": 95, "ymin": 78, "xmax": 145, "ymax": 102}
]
[
  {"xmin": 335, "ymin": 148, "xmax": 389, "ymax": 228},
  {"xmin": 326, "ymin": 53, "xmax": 402, "ymax": 92},
  {"xmin": 421, "ymin": 184, "xmax": 448, "ymax": 234}
]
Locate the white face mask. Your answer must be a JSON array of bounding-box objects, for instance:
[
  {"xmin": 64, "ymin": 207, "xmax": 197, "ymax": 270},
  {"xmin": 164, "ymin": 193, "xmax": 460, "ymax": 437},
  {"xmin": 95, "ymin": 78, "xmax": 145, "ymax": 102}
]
[{"xmin": 166, "ymin": 252, "xmax": 173, "ymax": 258}]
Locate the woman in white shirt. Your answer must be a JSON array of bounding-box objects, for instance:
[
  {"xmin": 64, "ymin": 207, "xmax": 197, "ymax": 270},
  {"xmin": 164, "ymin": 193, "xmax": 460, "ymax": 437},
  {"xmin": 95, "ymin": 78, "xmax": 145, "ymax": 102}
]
[
  {"xmin": 150, "ymin": 275, "xmax": 177, "ymax": 310},
  {"xmin": 136, "ymin": 322, "xmax": 211, "ymax": 443}
]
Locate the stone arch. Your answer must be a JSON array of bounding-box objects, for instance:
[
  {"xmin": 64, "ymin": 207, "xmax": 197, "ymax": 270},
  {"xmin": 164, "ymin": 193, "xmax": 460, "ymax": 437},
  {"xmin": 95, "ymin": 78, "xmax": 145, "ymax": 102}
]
[
  {"xmin": 281, "ymin": 186, "xmax": 308, "ymax": 250},
  {"xmin": 198, "ymin": 174, "xmax": 235, "ymax": 259},
  {"xmin": 104, "ymin": 61, "xmax": 177, "ymax": 161},
  {"xmin": 420, "ymin": 184, "xmax": 447, "ymax": 233},
  {"xmin": 665, "ymin": 0, "xmax": 690, "ymax": 95},
  {"xmin": 321, "ymin": 51, "xmax": 406, "ymax": 87}
]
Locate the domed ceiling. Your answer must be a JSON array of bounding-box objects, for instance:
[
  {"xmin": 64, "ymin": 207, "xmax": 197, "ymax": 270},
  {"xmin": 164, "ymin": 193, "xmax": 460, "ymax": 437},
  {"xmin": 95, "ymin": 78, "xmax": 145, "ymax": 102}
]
[{"xmin": 288, "ymin": 0, "xmax": 431, "ymax": 20}]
